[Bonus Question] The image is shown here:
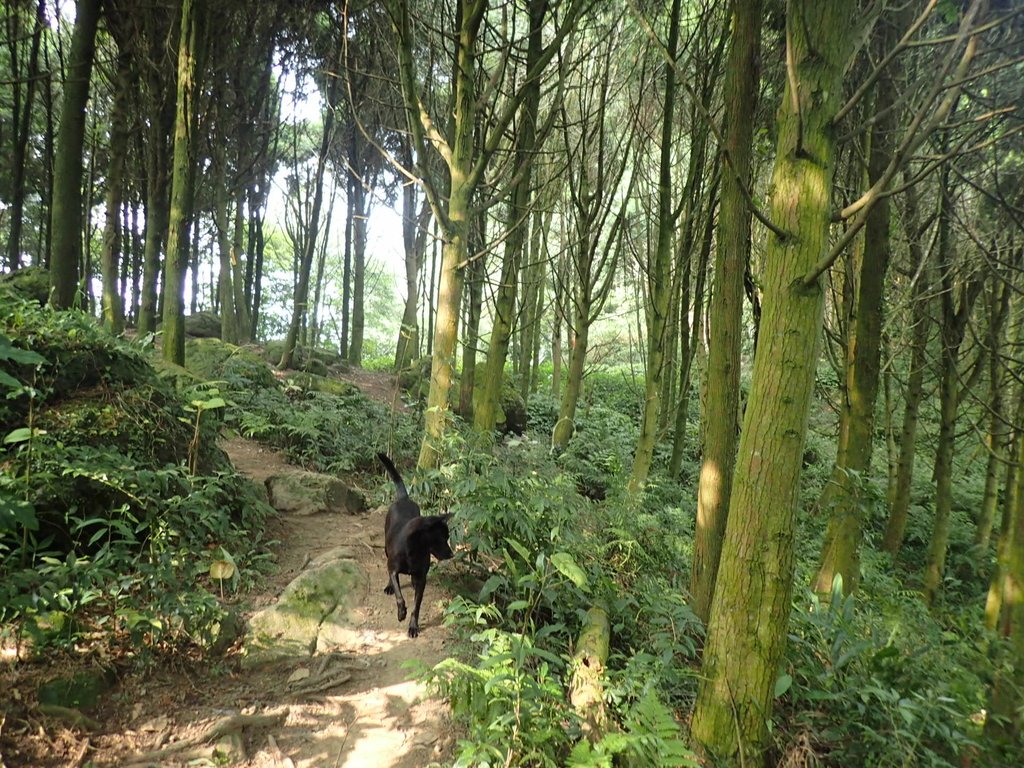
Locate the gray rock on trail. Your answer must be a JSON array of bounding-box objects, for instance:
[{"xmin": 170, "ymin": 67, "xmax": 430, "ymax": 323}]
[
  {"xmin": 242, "ymin": 547, "xmax": 363, "ymax": 668},
  {"xmin": 265, "ymin": 469, "xmax": 367, "ymax": 516}
]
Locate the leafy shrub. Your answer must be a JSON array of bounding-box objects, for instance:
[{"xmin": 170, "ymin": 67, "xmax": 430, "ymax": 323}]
[
  {"xmin": 781, "ymin": 582, "xmax": 984, "ymax": 768},
  {"xmin": 422, "ymin": 442, "xmax": 702, "ymax": 766},
  {"xmin": 1, "ymin": 292, "xmax": 273, "ymax": 655},
  {"xmin": 558, "ymin": 404, "xmax": 638, "ymax": 499},
  {"xmin": 235, "ymin": 383, "xmax": 419, "ymax": 473}
]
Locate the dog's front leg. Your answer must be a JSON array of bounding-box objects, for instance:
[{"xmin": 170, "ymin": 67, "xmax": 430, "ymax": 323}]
[
  {"xmin": 388, "ymin": 571, "xmax": 407, "ymax": 622},
  {"xmin": 408, "ymin": 573, "xmax": 426, "ymax": 638}
]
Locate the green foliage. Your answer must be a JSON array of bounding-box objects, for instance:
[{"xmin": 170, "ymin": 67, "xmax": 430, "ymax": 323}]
[
  {"xmin": 782, "ymin": 578, "xmax": 985, "ymax": 767},
  {"xmin": 425, "ymin": 608, "xmax": 575, "ymax": 768},
  {"xmin": 558, "ymin": 403, "xmax": 638, "ymax": 499},
  {"xmin": 235, "ymin": 383, "xmax": 419, "ymax": 473},
  {"xmin": 418, "ymin": 441, "xmax": 702, "ymax": 766},
  {"xmin": 0, "ymin": 292, "xmax": 273, "ymax": 656}
]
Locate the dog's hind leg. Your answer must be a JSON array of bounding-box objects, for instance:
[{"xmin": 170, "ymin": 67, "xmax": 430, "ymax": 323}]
[
  {"xmin": 388, "ymin": 571, "xmax": 407, "ymax": 622},
  {"xmin": 408, "ymin": 573, "xmax": 427, "ymax": 638}
]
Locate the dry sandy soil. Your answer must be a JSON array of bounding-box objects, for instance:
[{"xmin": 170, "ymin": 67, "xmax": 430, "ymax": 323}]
[{"xmin": 0, "ymin": 370, "xmax": 457, "ymax": 768}]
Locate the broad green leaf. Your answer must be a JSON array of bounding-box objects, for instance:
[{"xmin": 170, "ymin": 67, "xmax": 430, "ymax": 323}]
[
  {"xmin": 550, "ymin": 551, "xmax": 589, "ymax": 590},
  {"xmin": 4, "ymin": 427, "xmax": 45, "ymax": 444},
  {"xmin": 774, "ymin": 673, "xmax": 793, "ymax": 698}
]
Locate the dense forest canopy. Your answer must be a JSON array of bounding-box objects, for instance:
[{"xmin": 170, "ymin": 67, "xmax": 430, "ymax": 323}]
[{"xmin": 2, "ymin": 0, "xmax": 1024, "ymax": 765}]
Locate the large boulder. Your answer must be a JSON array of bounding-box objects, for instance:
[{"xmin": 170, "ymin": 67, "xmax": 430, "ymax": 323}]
[
  {"xmin": 184, "ymin": 337, "xmax": 275, "ymax": 390},
  {"xmin": 265, "ymin": 469, "xmax": 367, "ymax": 516},
  {"xmin": 242, "ymin": 547, "xmax": 362, "ymax": 666},
  {"xmin": 1, "ymin": 266, "xmax": 49, "ymax": 305}
]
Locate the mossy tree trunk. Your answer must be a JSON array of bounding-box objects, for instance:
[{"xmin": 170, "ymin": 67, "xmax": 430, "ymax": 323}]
[
  {"xmin": 100, "ymin": 49, "xmax": 132, "ymax": 334},
  {"xmin": 474, "ymin": 0, "xmax": 546, "ymax": 434},
  {"xmin": 628, "ymin": 0, "xmax": 683, "ymax": 493},
  {"xmin": 459, "ymin": 215, "xmax": 486, "ymax": 419},
  {"xmin": 985, "ymin": 386, "xmax": 1024, "ymax": 631},
  {"xmin": 973, "ymin": 283, "xmax": 1012, "ymax": 556},
  {"xmin": 212, "ymin": 116, "xmax": 239, "ymax": 344},
  {"xmin": 985, "ymin": 395, "xmax": 1024, "ymax": 745},
  {"xmin": 690, "ymin": 1, "xmax": 855, "ymax": 762},
  {"xmin": 161, "ymin": 0, "xmax": 207, "ymax": 365},
  {"xmin": 922, "ymin": 169, "xmax": 984, "ymax": 607},
  {"xmin": 48, "ymin": 0, "xmax": 101, "ymax": 309},
  {"xmin": 882, "ymin": 181, "xmax": 931, "ymax": 557},
  {"xmin": 387, "ymin": 0, "xmax": 584, "ymax": 468},
  {"xmin": 395, "ymin": 152, "xmax": 427, "ymax": 370},
  {"xmin": 138, "ymin": 69, "xmax": 174, "ymax": 336},
  {"xmin": 690, "ymin": 0, "xmax": 760, "ymax": 622},
  {"xmin": 813, "ymin": 17, "xmax": 900, "ymax": 596}
]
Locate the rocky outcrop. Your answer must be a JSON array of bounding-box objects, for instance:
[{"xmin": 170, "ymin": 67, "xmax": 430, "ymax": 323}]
[
  {"xmin": 265, "ymin": 470, "xmax": 367, "ymax": 516},
  {"xmin": 242, "ymin": 547, "xmax": 363, "ymax": 667}
]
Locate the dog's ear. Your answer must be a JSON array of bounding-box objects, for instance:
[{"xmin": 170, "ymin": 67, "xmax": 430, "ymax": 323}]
[{"xmin": 437, "ymin": 513, "xmax": 453, "ymax": 523}]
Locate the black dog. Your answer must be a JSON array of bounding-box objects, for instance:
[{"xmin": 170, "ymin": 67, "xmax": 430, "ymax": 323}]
[{"xmin": 377, "ymin": 452, "xmax": 453, "ymax": 638}]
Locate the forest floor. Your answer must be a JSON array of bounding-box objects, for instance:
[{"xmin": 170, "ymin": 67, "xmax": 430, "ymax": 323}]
[{"xmin": 1, "ymin": 369, "xmax": 457, "ymax": 768}]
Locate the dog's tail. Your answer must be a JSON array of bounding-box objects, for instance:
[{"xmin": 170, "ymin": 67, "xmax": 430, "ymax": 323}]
[{"xmin": 376, "ymin": 452, "xmax": 408, "ymax": 500}]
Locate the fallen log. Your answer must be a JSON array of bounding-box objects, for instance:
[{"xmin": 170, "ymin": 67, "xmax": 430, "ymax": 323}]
[{"xmin": 569, "ymin": 603, "xmax": 610, "ymax": 741}]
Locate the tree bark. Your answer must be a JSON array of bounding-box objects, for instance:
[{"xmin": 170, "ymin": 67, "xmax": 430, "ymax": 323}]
[
  {"xmin": 100, "ymin": 49, "xmax": 132, "ymax": 334},
  {"xmin": 5, "ymin": 0, "xmax": 46, "ymax": 271},
  {"xmin": 474, "ymin": 0, "xmax": 547, "ymax": 433},
  {"xmin": 48, "ymin": 0, "xmax": 101, "ymax": 309},
  {"xmin": 690, "ymin": 0, "xmax": 760, "ymax": 622},
  {"xmin": 628, "ymin": 0, "xmax": 685, "ymax": 492},
  {"xmin": 690, "ymin": 1, "xmax": 854, "ymax": 762},
  {"xmin": 813, "ymin": 13, "xmax": 900, "ymax": 595},
  {"xmin": 882, "ymin": 182, "xmax": 931, "ymax": 557},
  {"xmin": 161, "ymin": 0, "xmax": 206, "ymax": 365}
]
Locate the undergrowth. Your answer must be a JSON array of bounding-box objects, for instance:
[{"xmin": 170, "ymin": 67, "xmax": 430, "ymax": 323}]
[{"xmin": 1, "ymin": 290, "xmax": 273, "ymax": 657}]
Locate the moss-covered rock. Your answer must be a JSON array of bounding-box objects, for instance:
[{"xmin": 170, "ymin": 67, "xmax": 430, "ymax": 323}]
[
  {"xmin": 265, "ymin": 469, "xmax": 367, "ymax": 516},
  {"xmin": 184, "ymin": 337, "xmax": 275, "ymax": 390},
  {"xmin": 1, "ymin": 266, "xmax": 50, "ymax": 305},
  {"xmin": 242, "ymin": 549, "xmax": 362, "ymax": 666},
  {"xmin": 284, "ymin": 371, "xmax": 359, "ymax": 397},
  {"xmin": 263, "ymin": 340, "xmax": 344, "ymax": 370}
]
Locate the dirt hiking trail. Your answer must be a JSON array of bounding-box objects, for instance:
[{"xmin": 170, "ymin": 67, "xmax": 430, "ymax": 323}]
[{"xmin": 1, "ymin": 370, "xmax": 457, "ymax": 768}]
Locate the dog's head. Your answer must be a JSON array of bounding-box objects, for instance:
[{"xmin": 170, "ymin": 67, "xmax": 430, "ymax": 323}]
[{"xmin": 423, "ymin": 514, "xmax": 454, "ymax": 561}]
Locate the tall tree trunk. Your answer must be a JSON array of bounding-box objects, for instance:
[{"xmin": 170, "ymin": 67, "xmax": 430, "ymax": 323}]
[
  {"xmin": 459, "ymin": 245, "xmax": 485, "ymax": 419},
  {"xmin": 213, "ymin": 130, "xmax": 238, "ymax": 344},
  {"xmin": 923, "ymin": 172, "xmax": 983, "ymax": 607},
  {"xmin": 628, "ymin": 0, "xmax": 684, "ymax": 492},
  {"xmin": 553, "ymin": 308, "xmax": 590, "ymax": 451},
  {"xmin": 395, "ymin": 146, "xmax": 425, "ymax": 370},
  {"xmin": 231, "ymin": 191, "xmax": 252, "ymax": 343},
  {"xmin": 985, "ymin": 388, "xmax": 1023, "ymax": 631},
  {"xmin": 278, "ymin": 58, "xmax": 339, "ymax": 370},
  {"xmin": 690, "ymin": 1, "xmax": 854, "ymax": 762},
  {"xmin": 349, "ymin": 159, "xmax": 367, "ymax": 364},
  {"xmin": 413, "ymin": 0, "xmax": 484, "ymax": 470},
  {"xmin": 100, "ymin": 50, "xmax": 132, "ymax": 334},
  {"xmin": 882, "ymin": 182, "xmax": 931, "ymax": 557},
  {"xmin": 974, "ymin": 286, "xmax": 1012, "ymax": 555},
  {"xmin": 689, "ymin": 0, "xmax": 761, "ymax": 622},
  {"xmin": 138, "ymin": 90, "xmax": 173, "ymax": 335},
  {"xmin": 984, "ymin": 392, "xmax": 1024, "ymax": 744},
  {"xmin": 6, "ymin": 0, "xmax": 45, "ymax": 271},
  {"xmin": 813, "ymin": 15, "xmax": 900, "ymax": 595},
  {"xmin": 474, "ymin": 0, "xmax": 546, "ymax": 433},
  {"xmin": 161, "ymin": 0, "xmax": 205, "ymax": 364},
  {"xmin": 48, "ymin": 0, "xmax": 101, "ymax": 309}
]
